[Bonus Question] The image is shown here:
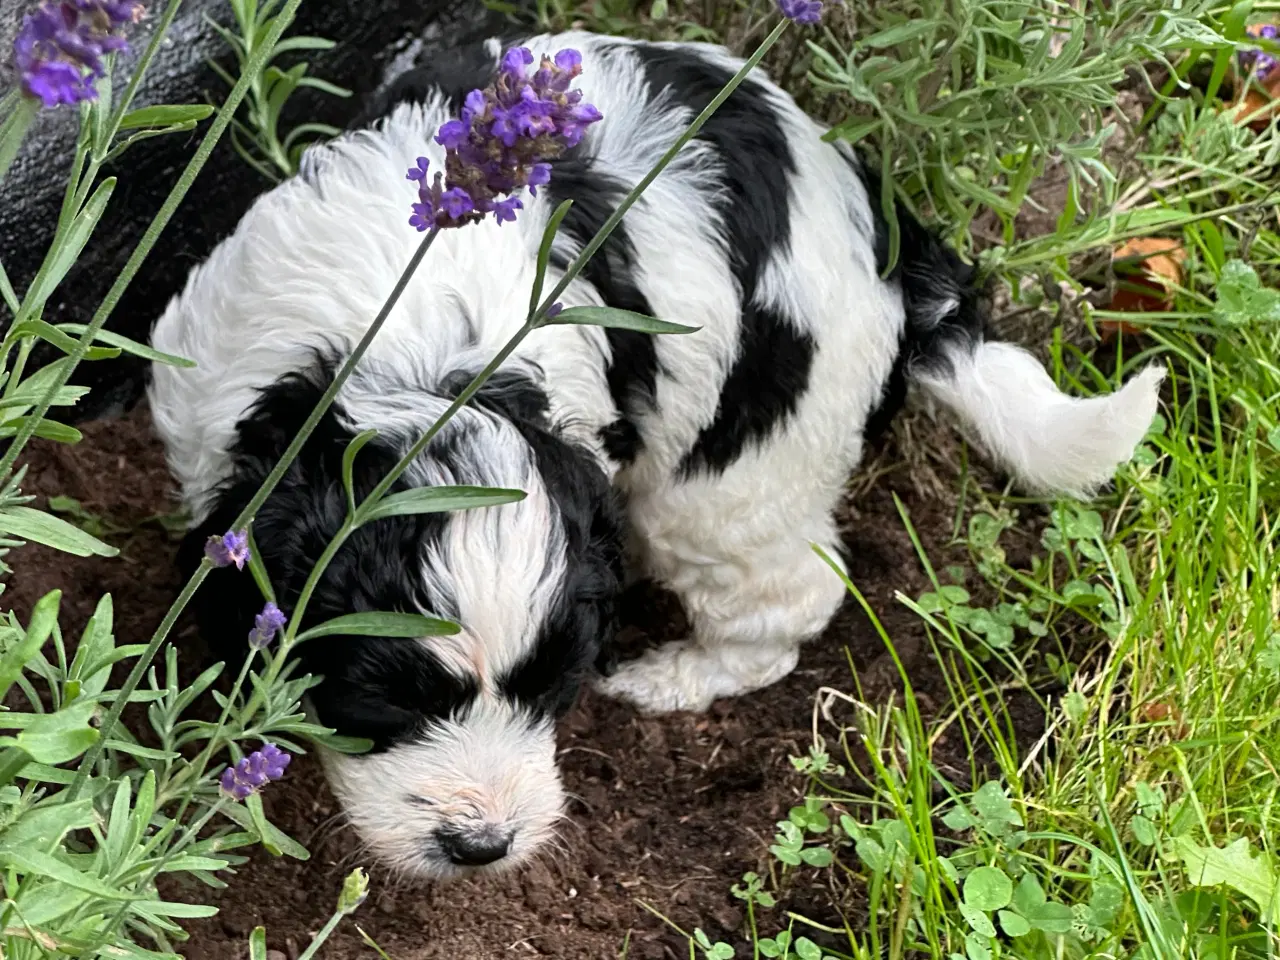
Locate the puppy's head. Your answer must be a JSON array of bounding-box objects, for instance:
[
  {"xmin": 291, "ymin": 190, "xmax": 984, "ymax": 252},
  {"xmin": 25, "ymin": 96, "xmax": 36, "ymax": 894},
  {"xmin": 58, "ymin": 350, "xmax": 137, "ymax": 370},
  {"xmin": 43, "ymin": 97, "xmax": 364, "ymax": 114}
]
[{"xmin": 184, "ymin": 359, "xmax": 622, "ymax": 877}]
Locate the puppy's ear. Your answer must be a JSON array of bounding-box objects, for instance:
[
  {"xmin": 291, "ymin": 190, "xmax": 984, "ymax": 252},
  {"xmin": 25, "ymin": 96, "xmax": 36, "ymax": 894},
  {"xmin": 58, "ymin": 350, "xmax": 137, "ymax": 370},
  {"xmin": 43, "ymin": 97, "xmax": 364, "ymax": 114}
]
[{"xmin": 178, "ymin": 463, "xmax": 345, "ymax": 668}]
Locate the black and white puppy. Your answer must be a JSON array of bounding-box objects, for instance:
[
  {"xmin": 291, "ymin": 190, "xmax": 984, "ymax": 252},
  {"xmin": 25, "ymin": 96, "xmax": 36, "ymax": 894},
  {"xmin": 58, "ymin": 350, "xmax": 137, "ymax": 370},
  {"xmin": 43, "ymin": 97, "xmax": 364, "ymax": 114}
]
[{"xmin": 149, "ymin": 31, "xmax": 1161, "ymax": 877}]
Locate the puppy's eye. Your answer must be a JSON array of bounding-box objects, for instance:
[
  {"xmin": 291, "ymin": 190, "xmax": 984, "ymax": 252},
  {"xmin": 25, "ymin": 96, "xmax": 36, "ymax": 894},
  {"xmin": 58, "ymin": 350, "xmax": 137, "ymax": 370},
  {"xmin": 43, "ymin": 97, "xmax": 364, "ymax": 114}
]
[{"xmin": 406, "ymin": 795, "xmax": 437, "ymax": 807}]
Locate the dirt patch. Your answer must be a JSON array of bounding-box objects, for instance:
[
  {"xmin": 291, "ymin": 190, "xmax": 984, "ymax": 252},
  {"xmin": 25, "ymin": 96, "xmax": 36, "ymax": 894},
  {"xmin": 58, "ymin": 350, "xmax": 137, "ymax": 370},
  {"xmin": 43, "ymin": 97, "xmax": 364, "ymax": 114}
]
[{"xmin": 3, "ymin": 408, "xmax": 1004, "ymax": 959}]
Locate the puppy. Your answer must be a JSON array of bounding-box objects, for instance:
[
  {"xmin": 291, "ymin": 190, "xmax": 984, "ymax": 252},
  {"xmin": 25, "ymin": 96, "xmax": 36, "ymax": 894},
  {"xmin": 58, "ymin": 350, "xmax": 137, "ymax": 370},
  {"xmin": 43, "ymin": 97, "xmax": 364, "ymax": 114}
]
[{"xmin": 148, "ymin": 30, "xmax": 1161, "ymax": 877}]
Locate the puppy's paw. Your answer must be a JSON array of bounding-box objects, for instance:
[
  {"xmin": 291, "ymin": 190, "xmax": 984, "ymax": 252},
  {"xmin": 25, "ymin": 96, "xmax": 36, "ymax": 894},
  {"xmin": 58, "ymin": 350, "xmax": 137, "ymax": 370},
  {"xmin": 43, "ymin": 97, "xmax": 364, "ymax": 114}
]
[
  {"xmin": 595, "ymin": 639, "xmax": 800, "ymax": 714},
  {"xmin": 595, "ymin": 641, "xmax": 722, "ymax": 714}
]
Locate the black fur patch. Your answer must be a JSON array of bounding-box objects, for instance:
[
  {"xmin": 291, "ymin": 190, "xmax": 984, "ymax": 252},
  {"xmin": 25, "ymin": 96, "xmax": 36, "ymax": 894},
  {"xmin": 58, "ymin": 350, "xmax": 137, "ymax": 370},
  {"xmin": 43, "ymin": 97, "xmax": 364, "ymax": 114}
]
[
  {"xmin": 679, "ymin": 306, "xmax": 815, "ymax": 475},
  {"xmin": 349, "ymin": 39, "xmax": 502, "ymax": 128},
  {"xmin": 627, "ymin": 43, "xmax": 814, "ymax": 477},
  {"xmin": 854, "ymin": 159, "xmax": 987, "ymax": 436}
]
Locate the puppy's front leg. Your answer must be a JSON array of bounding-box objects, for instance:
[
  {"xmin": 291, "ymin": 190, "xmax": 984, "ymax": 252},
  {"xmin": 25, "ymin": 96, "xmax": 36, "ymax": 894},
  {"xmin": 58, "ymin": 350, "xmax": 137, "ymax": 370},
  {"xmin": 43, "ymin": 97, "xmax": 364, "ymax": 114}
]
[{"xmin": 598, "ymin": 500, "xmax": 848, "ymax": 713}]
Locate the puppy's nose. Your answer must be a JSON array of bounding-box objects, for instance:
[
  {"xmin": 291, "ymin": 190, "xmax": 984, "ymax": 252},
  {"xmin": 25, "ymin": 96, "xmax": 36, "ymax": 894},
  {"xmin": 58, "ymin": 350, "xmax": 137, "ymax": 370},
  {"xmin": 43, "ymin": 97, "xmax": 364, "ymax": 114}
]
[{"xmin": 436, "ymin": 825, "xmax": 511, "ymax": 867}]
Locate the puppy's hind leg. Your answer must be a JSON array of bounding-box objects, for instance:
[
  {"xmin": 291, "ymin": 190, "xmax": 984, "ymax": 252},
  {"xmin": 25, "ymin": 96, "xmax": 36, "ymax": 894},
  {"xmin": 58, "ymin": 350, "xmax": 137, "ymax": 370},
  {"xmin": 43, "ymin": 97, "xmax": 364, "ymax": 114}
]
[{"xmin": 597, "ymin": 489, "xmax": 848, "ymax": 714}]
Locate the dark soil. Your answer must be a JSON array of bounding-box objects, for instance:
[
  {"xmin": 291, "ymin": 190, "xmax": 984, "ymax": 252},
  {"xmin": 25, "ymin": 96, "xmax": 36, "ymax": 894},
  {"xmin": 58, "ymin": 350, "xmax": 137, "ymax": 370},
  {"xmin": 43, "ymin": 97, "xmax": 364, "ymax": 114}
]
[{"xmin": 2, "ymin": 405, "xmax": 1023, "ymax": 960}]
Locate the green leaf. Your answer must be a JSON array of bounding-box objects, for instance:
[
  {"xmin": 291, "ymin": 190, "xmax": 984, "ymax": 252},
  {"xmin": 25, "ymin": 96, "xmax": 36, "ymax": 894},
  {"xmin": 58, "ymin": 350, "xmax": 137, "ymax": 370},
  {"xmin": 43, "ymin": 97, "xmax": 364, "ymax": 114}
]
[
  {"xmin": 295, "ymin": 611, "xmax": 460, "ymax": 643},
  {"xmin": 6, "ymin": 699, "xmax": 100, "ymax": 763},
  {"xmin": 972, "ymin": 781, "xmax": 1022, "ymax": 831},
  {"xmin": 942, "ymin": 804, "xmax": 977, "ymax": 832},
  {"xmin": 154, "ymin": 855, "xmax": 230, "ymax": 874},
  {"xmin": 1009, "ymin": 874, "xmax": 1074, "ymax": 932},
  {"xmin": 359, "ymin": 485, "xmax": 526, "ymax": 524},
  {"xmin": 55, "ymin": 323, "xmax": 196, "ymax": 367},
  {"xmin": 1213, "ymin": 260, "xmax": 1280, "ymax": 327},
  {"xmin": 105, "ymin": 775, "xmax": 132, "ymax": 865},
  {"xmin": 70, "ymin": 593, "xmax": 115, "ymax": 699},
  {"xmin": 0, "ymin": 256, "xmax": 20, "ymax": 315},
  {"xmin": 0, "ymin": 796, "xmax": 95, "ymax": 850},
  {"xmin": 998, "ymin": 909, "xmax": 1031, "ymax": 936},
  {"xmin": 10, "ymin": 879, "xmax": 91, "ymax": 927},
  {"xmin": 244, "ymin": 792, "xmax": 281, "ymax": 857},
  {"xmin": 531, "ymin": 199, "xmax": 574, "ymax": 318},
  {"xmin": 296, "ymin": 76, "xmax": 353, "ymax": 98},
  {"xmin": 249, "ymin": 927, "xmax": 267, "ymax": 960},
  {"xmin": 272, "ymin": 35, "xmax": 337, "ymax": 54},
  {"xmin": 964, "ymin": 932, "xmax": 991, "ymax": 960},
  {"xmin": 118, "ymin": 104, "xmax": 215, "ymax": 130},
  {"xmin": 794, "ymin": 938, "xmax": 822, "ymax": 960},
  {"xmin": 799, "ymin": 846, "xmax": 833, "ymax": 867},
  {"xmin": 1062, "ymin": 691, "xmax": 1087, "ymax": 722},
  {"xmin": 7, "ymin": 320, "xmax": 120, "ymax": 360},
  {"xmin": 1012, "ymin": 872, "xmax": 1047, "ymax": 913},
  {"xmin": 341, "ymin": 429, "xmax": 379, "ymax": 516},
  {"xmin": 132, "ymin": 900, "xmax": 221, "ymax": 918},
  {"xmin": 965, "ymin": 866, "xmax": 1014, "ymax": 911},
  {"xmin": 130, "ymin": 769, "xmax": 156, "ymax": 851},
  {"xmin": 1130, "ymin": 814, "xmax": 1157, "ymax": 846},
  {"xmin": 245, "ymin": 525, "xmax": 276, "ymax": 605},
  {"xmin": 1135, "ymin": 782, "xmax": 1164, "ymax": 816},
  {"xmin": 0, "ymin": 505, "xmax": 119, "ymax": 557},
  {"xmin": 308, "ymin": 731, "xmax": 374, "ymax": 755},
  {"xmin": 0, "ymin": 415, "xmax": 83, "ymax": 443},
  {"xmin": 242, "ymin": 793, "xmax": 310, "ymax": 860},
  {"xmin": 25, "ymin": 178, "xmax": 116, "ymax": 313},
  {"xmin": 860, "ymin": 20, "xmax": 936, "ymax": 48},
  {"xmin": 1087, "ymin": 880, "xmax": 1124, "ymax": 926},
  {"xmin": 1023, "ymin": 900, "xmax": 1074, "ymax": 934},
  {"xmin": 0, "ymin": 589, "xmax": 60, "ymax": 701},
  {"xmin": 1173, "ymin": 836, "xmax": 1280, "ymax": 924},
  {"xmin": 968, "ymin": 513, "xmax": 1007, "ymax": 548},
  {"xmin": 0, "ymin": 847, "xmax": 130, "ymax": 899},
  {"xmin": 545, "ymin": 305, "xmax": 701, "ymax": 335},
  {"xmin": 959, "ymin": 902, "xmax": 996, "ymax": 937},
  {"xmin": 100, "ymin": 121, "xmax": 204, "ymax": 166}
]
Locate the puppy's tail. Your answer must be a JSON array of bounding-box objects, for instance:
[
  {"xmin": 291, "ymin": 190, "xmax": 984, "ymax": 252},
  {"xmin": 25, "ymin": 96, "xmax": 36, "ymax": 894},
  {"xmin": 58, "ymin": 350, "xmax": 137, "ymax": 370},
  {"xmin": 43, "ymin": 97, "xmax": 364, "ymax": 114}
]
[{"xmin": 892, "ymin": 214, "xmax": 1163, "ymax": 499}]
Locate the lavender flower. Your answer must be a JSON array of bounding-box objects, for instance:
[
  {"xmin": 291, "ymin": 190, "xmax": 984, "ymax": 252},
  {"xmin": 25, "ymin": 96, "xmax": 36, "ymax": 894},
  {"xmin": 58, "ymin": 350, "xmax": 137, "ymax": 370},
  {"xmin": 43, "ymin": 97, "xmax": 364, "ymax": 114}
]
[
  {"xmin": 12, "ymin": 1, "xmax": 144, "ymax": 109},
  {"xmin": 406, "ymin": 46, "xmax": 603, "ymax": 230},
  {"xmin": 205, "ymin": 530, "xmax": 249, "ymax": 570},
  {"xmin": 219, "ymin": 743, "xmax": 291, "ymax": 801},
  {"xmin": 777, "ymin": 0, "xmax": 841, "ymax": 24},
  {"xmin": 248, "ymin": 601, "xmax": 286, "ymax": 649},
  {"xmin": 1241, "ymin": 24, "xmax": 1279, "ymax": 80}
]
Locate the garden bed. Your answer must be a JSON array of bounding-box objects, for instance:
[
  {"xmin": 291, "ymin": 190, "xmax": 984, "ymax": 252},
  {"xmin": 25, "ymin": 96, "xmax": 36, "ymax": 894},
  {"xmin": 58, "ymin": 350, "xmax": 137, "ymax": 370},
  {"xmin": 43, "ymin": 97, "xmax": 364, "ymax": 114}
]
[{"xmin": 4, "ymin": 404, "xmax": 1009, "ymax": 959}]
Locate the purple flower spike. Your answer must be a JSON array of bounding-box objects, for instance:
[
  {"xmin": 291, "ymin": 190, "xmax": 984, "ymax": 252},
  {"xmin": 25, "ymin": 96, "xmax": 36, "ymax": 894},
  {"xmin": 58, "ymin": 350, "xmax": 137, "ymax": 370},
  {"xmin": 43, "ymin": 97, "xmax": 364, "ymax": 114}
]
[
  {"xmin": 554, "ymin": 49, "xmax": 582, "ymax": 71},
  {"xmin": 205, "ymin": 530, "xmax": 250, "ymax": 570},
  {"xmin": 219, "ymin": 743, "xmax": 291, "ymax": 801},
  {"xmin": 406, "ymin": 156, "xmax": 430, "ymax": 182},
  {"xmin": 434, "ymin": 120, "xmax": 470, "ymax": 150},
  {"xmin": 248, "ymin": 602, "xmax": 287, "ymax": 650},
  {"xmin": 439, "ymin": 187, "xmax": 474, "ymax": 219},
  {"xmin": 406, "ymin": 45, "xmax": 603, "ymax": 230},
  {"xmin": 1242, "ymin": 23, "xmax": 1280, "ymax": 80},
  {"xmin": 492, "ymin": 196, "xmax": 523, "ymax": 224},
  {"xmin": 778, "ymin": 0, "xmax": 825, "ymax": 24},
  {"xmin": 13, "ymin": 0, "xmax": 145, "ymax": 109},
  {"xmin": 501, "ymin": 46, "xmax": 535, "ymax": 80},
  {"xmin": 527, "ymin": 162, "xmax": 551, "ymax": 197}
]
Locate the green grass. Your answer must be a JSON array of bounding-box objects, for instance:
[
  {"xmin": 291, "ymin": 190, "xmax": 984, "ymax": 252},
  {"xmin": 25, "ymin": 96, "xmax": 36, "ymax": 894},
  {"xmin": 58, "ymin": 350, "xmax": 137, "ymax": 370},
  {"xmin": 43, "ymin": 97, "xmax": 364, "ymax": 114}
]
[
  {"xmin": 750, "ymin": 224, "xmax": 1280, "ymax": 960},
  {"xmin": 505, "ymin": 2, "xmax": 1280, "ymax": 958}
]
